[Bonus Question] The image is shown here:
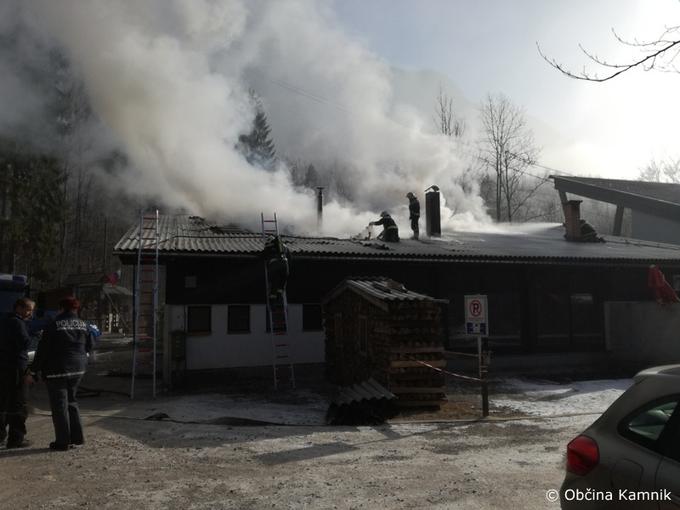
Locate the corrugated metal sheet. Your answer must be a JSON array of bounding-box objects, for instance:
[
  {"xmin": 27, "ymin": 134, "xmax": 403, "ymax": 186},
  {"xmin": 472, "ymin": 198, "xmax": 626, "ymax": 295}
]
[
  {"xmin": 346, "ymin": 277, "xmax": 435, "ymax": 302},
  {"xmin": 332, "ymin": 378, "xmax": 396, "ymax": 406},
  {"xmin": 113, "ymin": 215, "xmax": 680, "ymax": 264}
]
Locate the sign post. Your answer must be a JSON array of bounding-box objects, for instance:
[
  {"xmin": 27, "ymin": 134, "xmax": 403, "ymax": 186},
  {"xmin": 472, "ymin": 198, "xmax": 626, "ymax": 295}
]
[{"xmin": 465, "ymin": 295, "xmax": 490, "ymax": 417}]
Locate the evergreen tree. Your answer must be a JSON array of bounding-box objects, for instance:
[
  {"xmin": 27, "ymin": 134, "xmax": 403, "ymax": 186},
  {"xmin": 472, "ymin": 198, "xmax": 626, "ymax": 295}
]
[
  {"xmin": 0, "ymin": 142, "xmax": 65, "ymax": 281},
  {"xmin": 238, "ymin": 91, "xmax": 276, "ymax": 169}
]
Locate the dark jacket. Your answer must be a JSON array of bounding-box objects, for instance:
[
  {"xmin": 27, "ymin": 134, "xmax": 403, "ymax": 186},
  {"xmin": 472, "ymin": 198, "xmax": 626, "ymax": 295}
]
[
  {"xmin": 0, "ymin": 312, "xmax": 32, "ymax": 372},
  {"xmin": 408, "ymin": 197, "xmax": 420, "ymax": 220},
  {"xmin": 372, "ymin": 215, "xmax": 400, "ymax": 242},
  {"xmin": 33, "ymin": 311, "xmax": 93, "ymax": 379}
]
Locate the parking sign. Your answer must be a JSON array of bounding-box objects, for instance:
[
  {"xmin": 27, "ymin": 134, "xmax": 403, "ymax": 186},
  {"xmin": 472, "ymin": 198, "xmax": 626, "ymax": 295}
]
[{"xmin": 465, "ymin": 294, "xmax": 488, "ymax": 336}]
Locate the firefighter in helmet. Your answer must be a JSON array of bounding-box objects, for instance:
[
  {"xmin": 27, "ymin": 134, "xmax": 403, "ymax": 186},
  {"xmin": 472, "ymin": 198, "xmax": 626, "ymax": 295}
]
[
  {"xmin": 370, "ymin": 211, "xmax": 400, "ymax": 242},
  {"xmin": 406, "ymin": 192, "xmax": 420, "ymax": 240},
  {"xmin": 262, "ymin": 235, "xmax": 291, "ymax": 299}
]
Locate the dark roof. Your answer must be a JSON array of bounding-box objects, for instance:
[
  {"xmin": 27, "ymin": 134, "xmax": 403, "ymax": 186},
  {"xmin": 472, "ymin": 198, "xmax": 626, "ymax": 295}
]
[
  {"xmin": 551, "ymin": 175, "xmax": 680, "ymax": 220},
  {"xmin": 323, "ymin": 276, "xmax": 440, "ymax": 309},
  {"xmin": 113, "ymin": 215, "xmax": 680, "ymax": 266}
]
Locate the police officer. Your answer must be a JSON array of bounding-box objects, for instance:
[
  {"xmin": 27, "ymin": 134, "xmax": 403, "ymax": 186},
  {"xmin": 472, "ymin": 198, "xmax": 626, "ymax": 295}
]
[
  {"xmin": 0, "ymin": 298, "xmax": 35, "ymax": 448},
  {"xmin": 406, "ymin": 192, "xmax": 420, "ymax": 240},
  {"xmin": 370, "ymin": 211, "xmax": 400, "ymax": 242},
  {"xmin": 32, "ymin": 296, "xmax": 93, "ymax": 451}
]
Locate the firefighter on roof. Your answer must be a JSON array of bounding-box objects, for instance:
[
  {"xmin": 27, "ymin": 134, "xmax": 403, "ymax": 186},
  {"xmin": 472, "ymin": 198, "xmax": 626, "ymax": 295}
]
[
  {"xmin": 369, "ymin": 211, "xmax": 400, "ymax": 242},
  {"xmin": 406, "ymin": 192, "xmax": 420, "ymax": 240}
]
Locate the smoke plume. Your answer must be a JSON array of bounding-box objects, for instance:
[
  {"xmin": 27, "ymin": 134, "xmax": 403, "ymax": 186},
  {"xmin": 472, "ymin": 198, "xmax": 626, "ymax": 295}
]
[{"xmin": 3, "ymin": 0, "xmax": 489, "ymax": 235}]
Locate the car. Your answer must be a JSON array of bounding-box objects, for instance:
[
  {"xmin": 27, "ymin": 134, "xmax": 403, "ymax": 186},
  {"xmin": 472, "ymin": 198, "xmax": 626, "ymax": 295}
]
[{"xmin": 560, "ymin": 365, "xmax": 680, "ymax": 509}]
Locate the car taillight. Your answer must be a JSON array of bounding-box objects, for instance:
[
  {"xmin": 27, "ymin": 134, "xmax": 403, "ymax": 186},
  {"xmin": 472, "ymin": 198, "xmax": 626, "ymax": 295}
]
[{"xmin": 566, "ymin": 435, "xmax": 599, "ymax": 475}]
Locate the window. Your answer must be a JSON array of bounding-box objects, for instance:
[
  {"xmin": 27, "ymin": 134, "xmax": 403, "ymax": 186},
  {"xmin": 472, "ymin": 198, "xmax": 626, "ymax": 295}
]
[
  {"xmin": 228, "ymin": 305, "xmax": 250, "ymax": 334},
  {"xmin": 187, "ymin": 306, "xmax": 211, "ymax": 334},
  {"xmin": 184, "ymin": 275, "xmax": 197, "ymax": 288},
  {"xmin": 620, "ymin": 397, "xmax": 679, "ymax": 453},
  {"xmin": 302, "ymin": 304, "xmax": 323, "ymax": 331}
]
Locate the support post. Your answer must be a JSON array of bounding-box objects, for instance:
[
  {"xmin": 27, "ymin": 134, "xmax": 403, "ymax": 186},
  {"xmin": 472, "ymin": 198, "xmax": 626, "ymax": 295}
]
[
  {"xmin": 613, "ymin": 205, "xmax": 624, "ymax": 236},
  {"xmin": 478, "ymin": 336, "xmax": 489, "ymax": 418}
]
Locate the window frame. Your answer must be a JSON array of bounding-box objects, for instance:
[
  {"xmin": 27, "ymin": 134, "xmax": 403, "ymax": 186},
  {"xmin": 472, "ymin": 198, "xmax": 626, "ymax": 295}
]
[
  {"xmin": 227, "ymin": 304, "xmax": 251, "ymax": 334},
  {"xmin": 186, "ymin": 305, "xmax": 211, "ymax": 335}
]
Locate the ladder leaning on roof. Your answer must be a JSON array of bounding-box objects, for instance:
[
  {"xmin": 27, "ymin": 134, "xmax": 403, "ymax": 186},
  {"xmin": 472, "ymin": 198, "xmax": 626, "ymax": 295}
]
[
  {"xmin": 261, "ymin": 212, "xmax": 295, "ymax": 390},
  {"xmin": 131, "ymin": 209, "xmax": 160, "ymax": 399}
]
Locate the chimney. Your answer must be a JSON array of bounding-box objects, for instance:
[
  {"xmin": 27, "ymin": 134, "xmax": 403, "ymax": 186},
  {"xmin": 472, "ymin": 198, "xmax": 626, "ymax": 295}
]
[
  {"xmin": 316, "ymin": 186, "xmax": 324, "ymax": 231},
  {"xmin": 425, "ymin": 186, "xmax": 441, "ymax": 237},
  {"xmin": 563, "ymin": 199, "xmax": 582, "ymax": 241}
]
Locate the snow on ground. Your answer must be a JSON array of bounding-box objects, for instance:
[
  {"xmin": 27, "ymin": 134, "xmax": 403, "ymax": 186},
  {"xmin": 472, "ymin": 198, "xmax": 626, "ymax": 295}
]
[{"xmin": 493, "ymin": 378, "xmax": 633, "ymax": 417}]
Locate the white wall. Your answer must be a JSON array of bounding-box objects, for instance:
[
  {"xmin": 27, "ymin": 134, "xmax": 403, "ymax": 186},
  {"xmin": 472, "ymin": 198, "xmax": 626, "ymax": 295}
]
[{"xmin": 166, "ymin": 304, "xmax": 325, "ymax": 370}]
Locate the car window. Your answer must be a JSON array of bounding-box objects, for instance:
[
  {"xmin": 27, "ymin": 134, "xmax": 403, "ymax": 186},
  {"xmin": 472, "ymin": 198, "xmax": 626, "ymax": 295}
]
[
  {"xmin": 627, "ymin": 401, "xmax": 677, "ymax": 440},
  {"xmin": 621, "ymin": 397, "xmax": 679, "ymax": 453}
]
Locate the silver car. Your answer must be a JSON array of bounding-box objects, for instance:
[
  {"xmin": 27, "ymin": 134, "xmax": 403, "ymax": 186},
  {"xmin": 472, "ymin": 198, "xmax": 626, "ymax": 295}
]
[{"xmin": 560, "ymin": 365, "xmax": 680, "ymax": 509}]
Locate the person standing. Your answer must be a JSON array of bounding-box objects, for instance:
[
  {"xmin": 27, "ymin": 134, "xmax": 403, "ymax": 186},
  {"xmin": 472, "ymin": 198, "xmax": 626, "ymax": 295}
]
[
  {"xmin": 32, "ymin": 297, "xmax": 93, "ymax": 451},
  {"xmin": 406, "ymin": 192, "xmax": 420, "ymax": 240},
  {"xmin": 0, "ymin": 298, "xmax": 35, "ymax": 449}
]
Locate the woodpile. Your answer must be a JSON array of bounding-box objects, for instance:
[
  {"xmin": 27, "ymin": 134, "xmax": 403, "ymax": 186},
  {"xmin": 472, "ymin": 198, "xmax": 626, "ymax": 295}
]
[{"xmin": 323, "ymin": 277, "xmax": 446, "ymax": 408}]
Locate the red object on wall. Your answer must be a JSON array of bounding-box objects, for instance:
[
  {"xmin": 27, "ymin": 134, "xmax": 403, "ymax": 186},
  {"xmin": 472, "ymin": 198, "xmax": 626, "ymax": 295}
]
[{"xmin": 647, "ymin": 265, "xmax": 680, "ymax": 304}]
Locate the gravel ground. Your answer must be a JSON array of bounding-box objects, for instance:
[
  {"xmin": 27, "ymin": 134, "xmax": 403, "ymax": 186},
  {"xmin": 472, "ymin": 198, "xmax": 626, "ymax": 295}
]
[
  {"xmin": 0, "ymin": 389, "xmax": 605, "ymax": 509},
  {"xmin": 0, "ymin": 345, "xmax": 629, "ymax": 509}
]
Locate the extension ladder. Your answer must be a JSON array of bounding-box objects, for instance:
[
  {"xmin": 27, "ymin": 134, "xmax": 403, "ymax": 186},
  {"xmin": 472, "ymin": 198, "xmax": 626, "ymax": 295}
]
[
  {"xmin": 132, "ymin": 209, "xmax": 160, "ymax": 399},
  {"xmin": 261, "ymin": 212, "xmax": 295, "ymax": 390}
]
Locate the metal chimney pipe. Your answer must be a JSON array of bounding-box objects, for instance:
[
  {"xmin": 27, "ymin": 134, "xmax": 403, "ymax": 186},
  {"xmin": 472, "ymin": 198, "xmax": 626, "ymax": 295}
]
[{"xmin": 316, "ymin": 187, "xmax": 324, "ymax": 230}]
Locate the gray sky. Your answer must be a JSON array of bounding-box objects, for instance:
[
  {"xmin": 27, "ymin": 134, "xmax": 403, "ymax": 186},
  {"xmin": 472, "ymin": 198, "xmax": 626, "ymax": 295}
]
[{"xmin": 333, "ymin": 0, "xmax": 680, "ymax": 179}]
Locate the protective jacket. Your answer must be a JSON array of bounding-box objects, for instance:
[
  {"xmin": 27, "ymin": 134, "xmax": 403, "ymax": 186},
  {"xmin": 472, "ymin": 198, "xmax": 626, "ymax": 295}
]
[
  {"xmin": 0, "ymin": 313, "xmax": 32, "ymax": 372},
  {"xmin": 373, "ymin": 215, "xmax": 400, "ymax": 242},
  {"xmin": 408, "ymin": 197, "xmax": 420, "ymax": 220},
  {"xmin": 33, "ymin": 312, "xmax": 93, "ymax": 379},
  {"xmin": 262, "ymin": 236, "xmax": 291, "ymax": 297}
]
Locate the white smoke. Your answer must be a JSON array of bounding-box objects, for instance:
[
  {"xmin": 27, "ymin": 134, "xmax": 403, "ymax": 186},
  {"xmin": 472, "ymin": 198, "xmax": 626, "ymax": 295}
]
[{"xmin": 8, "ymin": 0, "xmax": 490, "ymax": 235}]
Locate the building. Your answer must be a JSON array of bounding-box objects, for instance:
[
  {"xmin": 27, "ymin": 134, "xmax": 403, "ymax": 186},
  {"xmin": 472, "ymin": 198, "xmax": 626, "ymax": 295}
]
[
  {"xmin": 552, "ymin": 175, "xmax": 680, "ymax": 245},
  {"xmin": 114, "ymin": 213, "xmax": 680, "ymax": 382}
]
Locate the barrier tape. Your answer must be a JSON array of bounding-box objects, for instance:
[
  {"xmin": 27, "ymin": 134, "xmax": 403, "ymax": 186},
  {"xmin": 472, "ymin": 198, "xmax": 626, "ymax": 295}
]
[{"xmin": 407, "ymin": 356, "xmax": 483, "ymax": 383}]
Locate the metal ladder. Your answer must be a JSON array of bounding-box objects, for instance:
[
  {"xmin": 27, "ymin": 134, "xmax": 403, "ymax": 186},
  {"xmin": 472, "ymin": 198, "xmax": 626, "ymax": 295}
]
[
  {"xmin": 132, "ymin": 209, "xmax": 160, "ymax": 399},
  {"xmin": 261, "ymin": 212, "xmax": 295, "ymax": 390}
]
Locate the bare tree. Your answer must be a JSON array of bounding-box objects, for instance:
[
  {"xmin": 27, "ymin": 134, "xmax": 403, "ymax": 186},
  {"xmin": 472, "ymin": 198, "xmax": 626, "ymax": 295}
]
[
  {"xmin": 539, "ymin": 25, "xmax": 680, "ymax": 82},
  {"xmin": 479, "ymin": 94, "xmax": 542, "ymax": 222},
  {"xmin": 433, "ymin": 86, "xmax": 465, "ymax": 138},
  {"xmin": 639, "ymin": 157, "xmax": 680, "ymax": 183}
]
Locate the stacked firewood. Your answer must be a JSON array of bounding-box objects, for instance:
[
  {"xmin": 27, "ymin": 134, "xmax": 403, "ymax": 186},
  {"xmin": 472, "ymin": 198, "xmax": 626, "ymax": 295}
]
[{"xmin": 324, "ymin": 283, "xmax": 446, "ymax": 408}]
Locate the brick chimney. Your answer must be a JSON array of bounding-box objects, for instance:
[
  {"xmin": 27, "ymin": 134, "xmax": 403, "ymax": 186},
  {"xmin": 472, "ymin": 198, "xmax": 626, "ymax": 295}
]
[{"xmin": 563, "ymin": 199, "xmax": 582, "ymax": 241}]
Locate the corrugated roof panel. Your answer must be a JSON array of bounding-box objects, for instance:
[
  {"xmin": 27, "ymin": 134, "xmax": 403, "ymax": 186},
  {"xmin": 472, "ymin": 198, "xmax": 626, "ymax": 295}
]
[{"xmin": 113, "ymin": 215, "xmax": 680, "ymax": 264}]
